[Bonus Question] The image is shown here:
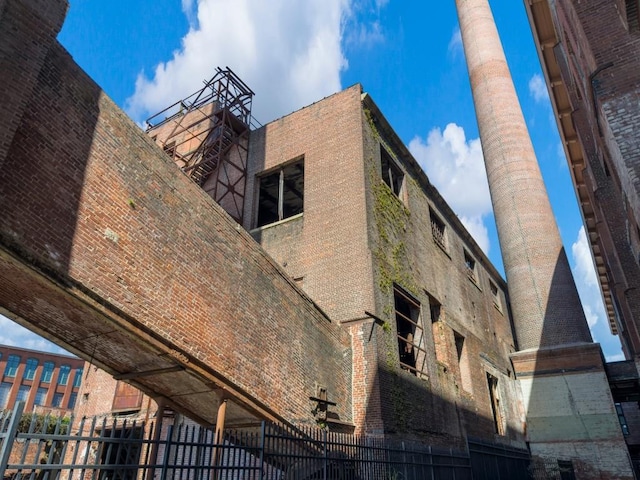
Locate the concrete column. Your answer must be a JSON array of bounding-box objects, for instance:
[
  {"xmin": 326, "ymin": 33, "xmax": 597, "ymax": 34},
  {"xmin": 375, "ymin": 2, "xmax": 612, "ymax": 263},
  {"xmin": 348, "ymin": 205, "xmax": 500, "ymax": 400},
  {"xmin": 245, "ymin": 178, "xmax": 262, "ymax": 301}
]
[{"xmin": 455, "ymin": 0, "xmax": 591, "ymax": 350}]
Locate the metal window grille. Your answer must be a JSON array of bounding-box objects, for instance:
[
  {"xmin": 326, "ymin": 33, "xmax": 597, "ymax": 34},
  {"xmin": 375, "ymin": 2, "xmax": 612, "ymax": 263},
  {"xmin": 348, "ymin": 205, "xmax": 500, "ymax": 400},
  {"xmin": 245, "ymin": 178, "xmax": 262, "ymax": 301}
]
[{"xmin": 430, "ymin": 210, "xmax": 447, "ymax": 250}]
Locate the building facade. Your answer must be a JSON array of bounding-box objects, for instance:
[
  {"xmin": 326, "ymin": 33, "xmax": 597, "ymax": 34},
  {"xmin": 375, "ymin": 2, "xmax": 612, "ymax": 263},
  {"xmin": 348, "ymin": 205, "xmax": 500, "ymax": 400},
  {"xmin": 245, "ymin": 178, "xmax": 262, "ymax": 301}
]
[
  {"xmin": 148, "ymin": 83, "xmax": 526, "ymax": 448},
  {"xmin": 0, "ymin": 345, "xmax": 84, "ymax": 414},
  {"xmin": 525, "ymin": 0, "xmax": 640, "ymax": 474}
]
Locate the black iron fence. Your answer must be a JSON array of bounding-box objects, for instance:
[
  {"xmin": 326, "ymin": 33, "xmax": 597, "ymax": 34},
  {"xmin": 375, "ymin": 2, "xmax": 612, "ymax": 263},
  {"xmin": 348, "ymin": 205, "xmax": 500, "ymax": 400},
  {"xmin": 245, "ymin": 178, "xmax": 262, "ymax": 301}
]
[{"xmin": 0, "ymin": 402, "xmax": 572, "ymax": 480}]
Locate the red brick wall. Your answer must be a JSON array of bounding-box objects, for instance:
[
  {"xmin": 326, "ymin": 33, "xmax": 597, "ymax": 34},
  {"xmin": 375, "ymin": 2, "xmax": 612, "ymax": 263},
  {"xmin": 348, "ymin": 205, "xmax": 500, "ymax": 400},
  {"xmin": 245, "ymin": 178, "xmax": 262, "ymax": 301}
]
[{"xmin": 0, "ymin": 0, "xmax": 351, "ymax": 428}]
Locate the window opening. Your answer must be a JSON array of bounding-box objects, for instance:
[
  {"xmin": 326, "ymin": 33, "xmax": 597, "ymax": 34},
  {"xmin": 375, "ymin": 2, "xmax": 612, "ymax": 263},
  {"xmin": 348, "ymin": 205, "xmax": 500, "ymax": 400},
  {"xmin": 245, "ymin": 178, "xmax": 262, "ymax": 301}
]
[
  {"xmin": 455, "ymin": 332, "xmax": 473, "ymax": 393},
  {"xmin": 16, "ymin": 385, "xmax": 29, "ymax": 403},
  {"xmin": 489, "ymin": 280, "xmax": 502, "ymax": 311},
  {"xmin": 487, "ymin": 373, "xmax": 504, "ymax": 435},
  {"xmin": 464, "ymin": 250, "xmax": 477, "ymax": 283},
  {"xmin": 41, "ymin": 362, "xmax": 54, "ymax": 383},
  {"xmin": 626, "ymin": 0, "xmax": 639, "ymax": 31},
  {"xmin": 24, "ymin": 358, "xmax": 38, "ymax": 381},
  {"xmin": 380, "ymin": 146, "xmax": 404, "ymax": 198},
  {"xmin": 58, "ymin": 365, "xmax": 71, "ymax": 386},
  {"xmin": 394, "ymin": 287, "xmax": 427, "ymax": 377},
  {"xmin": 68, "ymin": 392, "xmax": 78, "ymax": 410},
  {"xmin": 4, "ymin": 354, "xmax": 20, "ymax": 377},
  {"xmin": 428, "ymin": 295, "xmax": 441, "ymax": 323},
  {"xmin": 34, "ymin": 387, "xmax": 47, "ymax": 406},
  {"xmin": 51, "ymin": 392, "xmax": 63, "ymax": 408},
  {"xmin": 430, "ymin": 208, "xmax": 447, "ymax": 250},
  {"xmin": 73, "ymin": 368, "xmax": 83, "ymax": 388},
  {"xmin": 257, "ymin": 160, "xmax": 304, "ymax": 227}
]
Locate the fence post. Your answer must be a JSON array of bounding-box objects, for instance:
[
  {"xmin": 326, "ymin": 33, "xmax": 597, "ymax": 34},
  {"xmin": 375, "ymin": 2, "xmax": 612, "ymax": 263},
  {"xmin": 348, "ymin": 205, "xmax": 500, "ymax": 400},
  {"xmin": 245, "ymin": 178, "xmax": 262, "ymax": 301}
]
[
  {"xmin": 160, "ymin": 424, "xmax": 173, "ymax": 480},
  {"xmin": 0, "ymin": 401, "xmax": 25, "ymax": 477},
  {"xmin": 259, "ymin": 421, "xmax": 265, "ymax": 480}
]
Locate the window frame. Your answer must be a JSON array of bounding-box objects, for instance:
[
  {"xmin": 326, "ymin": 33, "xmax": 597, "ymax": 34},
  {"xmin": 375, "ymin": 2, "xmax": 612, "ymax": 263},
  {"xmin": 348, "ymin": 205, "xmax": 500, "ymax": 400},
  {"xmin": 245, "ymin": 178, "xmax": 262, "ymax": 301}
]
[
  {"xmin": 58, "ymin": 365, "xmax": 71, "ymax": 386},
  {"xmin": 487, "ymin": 372, "xmax": 505, "ymax": 435},
  {"xmin": 429, "ymin": 208, "xmax": 448, "ymax": 252},
  {"xmin": 380, "ymin": 146, "xmax": 404, "ymax": 199},
  {"xmin": 464, "ymin": 249, "xmax": 478, "ymax": 284},
  {"xmin": 41, "ymin": 361, "xmax": 54, "ymax": 383},
  {"xmin": 23, "ymin": 358, "xmax": 38, "ymax": 381},
  {"xmin": 256, "ymin": 158, "xmax": 304, "ymax": 228},
  {"xmin": 393, "ymin": 286, "xmax": 428, "ymax": 378},
  {"xmin": 4, "ymin": 354, "xmax": 20, "ymax": 378}
]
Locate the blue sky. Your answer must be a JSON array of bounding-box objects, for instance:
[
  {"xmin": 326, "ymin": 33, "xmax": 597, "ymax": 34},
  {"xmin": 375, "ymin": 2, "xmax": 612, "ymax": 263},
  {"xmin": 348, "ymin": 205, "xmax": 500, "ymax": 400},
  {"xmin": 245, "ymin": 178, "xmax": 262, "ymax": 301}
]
[{"xmin": 1, "ymin": 0, "xmax": 623, "ymax": 360}]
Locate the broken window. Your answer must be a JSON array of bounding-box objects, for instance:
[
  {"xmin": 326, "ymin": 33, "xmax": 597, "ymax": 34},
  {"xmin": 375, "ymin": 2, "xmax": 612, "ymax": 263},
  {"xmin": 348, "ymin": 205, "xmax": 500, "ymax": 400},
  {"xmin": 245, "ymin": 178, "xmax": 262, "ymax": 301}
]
[
  {"xmin": 380, "ymin": 146, "xmax": 404, "ymax": 198},
  {"xmin": 394, "ymin": 286, "xmax": 427, "ymax": 377},
  {"xmin": 616, "ymin": 403, "xmax": 630, "ymax": 435},
  {"xmin": 464, "ymin": 250, "xmax": 477, "ymax": 283},
  {"xmin": 430, "ymin": 208, "xmax": 447, "ymax": 250},
  {"xmin": 487, "ymin": 373, "xmax": 504, "ymax": 435},
  {"xmin": 257, "ymin": 160, "xmax": 304, "ymax": 227}
]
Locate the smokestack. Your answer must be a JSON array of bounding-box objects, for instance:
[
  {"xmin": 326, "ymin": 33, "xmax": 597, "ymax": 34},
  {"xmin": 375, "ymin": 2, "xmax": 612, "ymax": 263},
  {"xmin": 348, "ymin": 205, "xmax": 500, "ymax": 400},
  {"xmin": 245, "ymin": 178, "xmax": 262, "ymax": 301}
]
[{"xmin": 454, "ymin": 0, "xmax": 591, "ymax": 350}]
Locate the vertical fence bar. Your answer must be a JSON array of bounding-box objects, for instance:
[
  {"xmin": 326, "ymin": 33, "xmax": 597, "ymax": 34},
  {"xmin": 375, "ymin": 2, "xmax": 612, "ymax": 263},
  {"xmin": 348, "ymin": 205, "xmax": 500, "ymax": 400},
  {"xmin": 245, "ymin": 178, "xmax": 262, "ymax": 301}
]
[
  {"xmin": 160, "ymin": 424, "xmax": 173, "ymax": 480},
  {"xmin": 0, "ymin": 401, "xmax": 25, "ymax": 476}
]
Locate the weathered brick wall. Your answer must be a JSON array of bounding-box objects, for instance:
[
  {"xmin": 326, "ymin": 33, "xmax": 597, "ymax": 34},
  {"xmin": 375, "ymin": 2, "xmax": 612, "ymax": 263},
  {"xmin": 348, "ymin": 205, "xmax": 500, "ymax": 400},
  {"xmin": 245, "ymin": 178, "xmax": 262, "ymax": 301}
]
[
  {"xmin": 362, "ymin": 96, "xmax": 523, "ymax": 446},
  {"xmin": 0, "ymin": 0, "xmax": 351, "ymax": 428},
  {"xmin": 550, "ymin": 0, "xmax": 640, "ymax": 357},
  {"xmin": 246, "ymin": 84, "xmax": 524, "ymax": 445}
]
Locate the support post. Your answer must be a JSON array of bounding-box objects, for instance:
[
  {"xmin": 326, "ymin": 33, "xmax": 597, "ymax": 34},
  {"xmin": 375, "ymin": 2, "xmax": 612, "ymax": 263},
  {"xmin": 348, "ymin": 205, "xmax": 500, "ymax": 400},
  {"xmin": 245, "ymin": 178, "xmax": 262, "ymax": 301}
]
[{"xmin": 0, "ymin": 401, "xmax": 25, "ymax": 476}]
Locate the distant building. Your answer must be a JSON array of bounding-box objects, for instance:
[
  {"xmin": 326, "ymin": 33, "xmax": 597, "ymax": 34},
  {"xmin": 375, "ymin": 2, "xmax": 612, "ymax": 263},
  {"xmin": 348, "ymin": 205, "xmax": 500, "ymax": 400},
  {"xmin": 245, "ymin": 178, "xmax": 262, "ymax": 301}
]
[{"xmin": 0, "ymin": 345, "xmax": 84, "ymax": 414}]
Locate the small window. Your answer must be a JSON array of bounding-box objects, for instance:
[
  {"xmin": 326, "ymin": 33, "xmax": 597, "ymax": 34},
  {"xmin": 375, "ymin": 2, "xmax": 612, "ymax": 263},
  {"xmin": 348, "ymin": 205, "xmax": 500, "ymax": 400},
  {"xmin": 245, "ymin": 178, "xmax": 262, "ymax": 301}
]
[
  {"xmin": 257, "ymin": 160, "xmax": 304, "ymax": 227},
  {"xmin": 428, "ymin": 294, "xmax": 441, "ymax": 323},
  {"xmin": 68, "ymin": 392, "xmax": 78, "ymax": 410},
  {"xmin": 464, "ymin": 250, "xmax": 477, "ymax": 283},
  {"xmin": 489, "ymin": 280, "xmax": 502, "ymax": 311},
  {"xmin": 51, "ymin": 392, "xmax": 63, "ymax": 408},
  {"xmin": 380, "ymin": 146, "xmax": 404, "ymax": 198},
  {"xmin": 41, "ymin": 362, "xmax": 54, "ymax": 383},
  {"xmin": 430, "ymin": 208, "xmax": 447, "ymax": 250},
  {"xmin": 23, "ymin": 358, "xmax": 38, "ymax": 381},
  {"xmin": 16, "ymin": 385, "xmax": 29, "ymax": 403},
  {"xmin": 394, "ymin": 287, "xmax": 427, "ymax": 378},
  {"xmin": 0, "ymin": 382, "xmax": 11, "ymax": 408},
  {"xmin": 487, "ymin": 373, "xmax": 504, "ymax": 435},
  {"xmin": 58, "ymin": 365, "xmax": 71, "ymax": 386},
  {"xmin": 34, "ymin": 387, "xmax": 47, "ymax": 406},
  {"xmin": 73, "ymin": 368, "xmax": 83, "ymax": 388},
  {"xmin": 4, "ymin": 354, "xmax": 20, "ymax": 377}
]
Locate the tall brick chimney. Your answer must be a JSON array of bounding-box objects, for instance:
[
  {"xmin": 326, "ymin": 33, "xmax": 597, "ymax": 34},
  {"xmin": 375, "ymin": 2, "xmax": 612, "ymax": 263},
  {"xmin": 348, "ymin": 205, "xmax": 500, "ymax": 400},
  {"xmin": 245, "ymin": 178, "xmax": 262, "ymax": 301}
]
[
  {"xmin": 455, "ymin": 0, "xmax": 591, "ymax": 351},
  {"xmin": 454, "ymin": 2, "xmax": 634, "ymax": 476}
]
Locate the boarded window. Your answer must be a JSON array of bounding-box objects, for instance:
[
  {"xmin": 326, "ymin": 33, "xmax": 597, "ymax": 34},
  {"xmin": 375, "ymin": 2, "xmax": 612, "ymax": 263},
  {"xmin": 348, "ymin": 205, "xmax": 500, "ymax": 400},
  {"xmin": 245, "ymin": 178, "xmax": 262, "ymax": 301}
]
[
  {"xmin": 112, "ymin": 381, "xmax": 144, "ymax": 413},
  {"xmin": 257, "ymin": 160, "xmax": 304, "ymax": 227}
]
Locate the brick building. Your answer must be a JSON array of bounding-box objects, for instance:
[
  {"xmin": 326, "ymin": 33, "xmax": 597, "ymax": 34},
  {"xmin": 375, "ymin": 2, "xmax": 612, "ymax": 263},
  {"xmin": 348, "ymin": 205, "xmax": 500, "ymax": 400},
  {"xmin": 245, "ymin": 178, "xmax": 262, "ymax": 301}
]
[
  {"xmin": 0, "ymin": 345, "xmax": 84, "ymax": 414},
  {"xmin": 146, "ymin": 81, "xmax": 526, "ymax": 448},
  {"xmin": 525, "ymin": 0, "xmax": 640, "ymax": 474}
]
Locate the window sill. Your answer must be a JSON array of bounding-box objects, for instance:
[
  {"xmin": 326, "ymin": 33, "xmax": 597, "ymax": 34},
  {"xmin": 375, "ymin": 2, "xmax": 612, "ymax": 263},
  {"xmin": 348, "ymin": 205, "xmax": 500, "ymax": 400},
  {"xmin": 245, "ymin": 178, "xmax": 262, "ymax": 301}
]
[
  {"xmin": 251, "ymin": 213, "xmax": 303, "ymax": 233},
  {"xmin": 433, "ymin": 239, "xmax": 451, "ymax": 259},
  {"xmin": 468, "ymin": 275, "xmax": 482, "ymax": 292}
]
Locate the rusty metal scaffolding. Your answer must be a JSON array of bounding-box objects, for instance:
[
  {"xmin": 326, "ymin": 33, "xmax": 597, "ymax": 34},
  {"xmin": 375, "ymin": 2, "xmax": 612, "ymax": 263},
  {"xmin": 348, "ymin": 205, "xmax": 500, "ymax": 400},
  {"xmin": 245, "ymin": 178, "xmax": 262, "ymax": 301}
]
[{"xmin": 146, "ymin": 67, "xmax": 254, "ymax": 223}]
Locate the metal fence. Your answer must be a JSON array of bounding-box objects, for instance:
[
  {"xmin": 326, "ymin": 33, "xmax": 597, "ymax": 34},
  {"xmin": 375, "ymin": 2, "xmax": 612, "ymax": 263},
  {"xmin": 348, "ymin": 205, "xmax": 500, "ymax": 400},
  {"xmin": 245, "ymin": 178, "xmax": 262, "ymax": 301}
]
[{"xmin": 0, "ymin": 402, "xmax": 568, "ymax": 480}]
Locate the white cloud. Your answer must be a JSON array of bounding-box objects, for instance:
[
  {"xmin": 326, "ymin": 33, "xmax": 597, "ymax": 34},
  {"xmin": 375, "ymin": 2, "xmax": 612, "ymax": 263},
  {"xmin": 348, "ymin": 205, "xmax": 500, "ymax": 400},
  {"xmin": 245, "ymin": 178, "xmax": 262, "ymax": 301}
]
[
  {"xmin": 528, "ymin": 73, "xmax": 549, "ymax": 103},
  {"xmin": 126, "ymin": 0, "xmax": 350, "ymax": 125},
  {"xmin": 409, "ymin": 123, "xmax": 492, "ymax": 254},
  {"xmin": 346, "ymin": 20, "xmax": 385, "ymax": 48},
  {"xmin": 0, "ymin": 314, "xmax": 70, "ymax": 355},
  {"xmin": 448, "ymin": 27, "xmax": 462, "ymax": 56}
]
